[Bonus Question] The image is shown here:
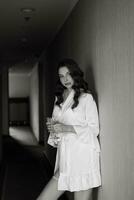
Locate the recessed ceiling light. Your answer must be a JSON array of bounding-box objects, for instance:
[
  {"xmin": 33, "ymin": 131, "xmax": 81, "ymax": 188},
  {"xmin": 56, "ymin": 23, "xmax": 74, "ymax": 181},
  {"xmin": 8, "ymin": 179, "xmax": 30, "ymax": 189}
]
[{"xmin": 20, "ymin": 8, "xmax": 35, "ymax": 13}]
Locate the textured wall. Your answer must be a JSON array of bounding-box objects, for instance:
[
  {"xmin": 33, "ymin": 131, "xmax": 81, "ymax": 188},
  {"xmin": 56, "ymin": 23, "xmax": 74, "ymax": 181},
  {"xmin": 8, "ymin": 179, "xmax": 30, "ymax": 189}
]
[{"xmin": 44, "ymin": 0, "xmax": 134, "ymax": 199}]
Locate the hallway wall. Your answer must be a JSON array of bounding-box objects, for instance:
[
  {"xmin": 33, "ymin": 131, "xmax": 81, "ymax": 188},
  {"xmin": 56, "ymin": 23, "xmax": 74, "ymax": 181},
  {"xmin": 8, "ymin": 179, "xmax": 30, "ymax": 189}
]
[
  {"xmin": 39, "ymin": 55, "xmax": 57, "ymax": 166},
  {"xmin": 1, "ymin": 67, "xmax": 8, "ymax": 136},
  {"xmin": 29, "ymin": 63, "xmax": 39, "ymax": 141},
  {"xmin": 0, "ymin": 71, "xmax": 2, "ymax": 162},
  {"xmin": 42, "ymin": 0, "xmax": 134, "ymax": 199},
  {"xmin": 9, "ymin": 73, "xmax": 30, "ymax": 98}
]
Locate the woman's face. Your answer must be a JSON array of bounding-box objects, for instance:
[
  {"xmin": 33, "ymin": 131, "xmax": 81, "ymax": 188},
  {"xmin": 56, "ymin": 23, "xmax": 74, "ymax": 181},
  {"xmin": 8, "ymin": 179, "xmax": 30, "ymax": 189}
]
[{"xmin": 58, "ymin": 66, "xmax": 74, "ymax": 90}]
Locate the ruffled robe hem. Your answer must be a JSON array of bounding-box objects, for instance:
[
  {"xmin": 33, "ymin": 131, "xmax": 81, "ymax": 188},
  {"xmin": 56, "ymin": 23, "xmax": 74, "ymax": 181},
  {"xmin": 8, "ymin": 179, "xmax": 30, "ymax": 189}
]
[{"xmin": 57, "ymin": 172, "xmax": 101, "ymax": 192}]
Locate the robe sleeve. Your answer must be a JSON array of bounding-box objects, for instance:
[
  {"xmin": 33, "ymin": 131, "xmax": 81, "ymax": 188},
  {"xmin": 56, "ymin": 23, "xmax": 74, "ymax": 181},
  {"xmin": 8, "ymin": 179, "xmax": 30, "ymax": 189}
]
[
  {"xmin": 47, "ymin": 132, "xmax": 58, "ymax": 148},
  {"xmin": 85, "ymin": 94, "xmax": 99, "ymax": 136},
  {"xmin": 73, "ymin": 94, "xmax": 100, "ymax": 151}
]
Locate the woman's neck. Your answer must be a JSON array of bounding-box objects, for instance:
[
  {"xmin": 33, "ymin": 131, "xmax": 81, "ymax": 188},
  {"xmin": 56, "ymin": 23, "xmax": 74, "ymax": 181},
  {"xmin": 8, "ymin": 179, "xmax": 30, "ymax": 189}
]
[
  {"xmin": 63, "ymin": 88, "xmax": 73, "ymax": 101},
  {"xmin": 67, "ymin": 88, "xmax": 72, "ymax": 92}
]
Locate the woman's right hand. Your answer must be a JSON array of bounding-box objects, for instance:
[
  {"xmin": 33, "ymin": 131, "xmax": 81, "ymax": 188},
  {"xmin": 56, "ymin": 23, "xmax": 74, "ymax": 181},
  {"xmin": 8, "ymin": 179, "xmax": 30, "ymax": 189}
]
[
  {"xmin": 46, "ymin": 117, "xmax": 55, "ymax": 133},
  {"xmin": 46, "ymin": 118, "xmax": 61, "ymax": 143}
]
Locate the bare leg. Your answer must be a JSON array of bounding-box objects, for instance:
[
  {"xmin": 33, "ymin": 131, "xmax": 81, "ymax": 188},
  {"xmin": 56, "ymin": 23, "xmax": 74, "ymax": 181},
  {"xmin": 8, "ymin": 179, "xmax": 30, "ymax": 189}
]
[
  {"xmin": 74, "ymin": 189, "xmax": 92, "ymax": 200},
  {"xmin": 36, "ymin": 177, "xmax": 65, "ymax": 200}
]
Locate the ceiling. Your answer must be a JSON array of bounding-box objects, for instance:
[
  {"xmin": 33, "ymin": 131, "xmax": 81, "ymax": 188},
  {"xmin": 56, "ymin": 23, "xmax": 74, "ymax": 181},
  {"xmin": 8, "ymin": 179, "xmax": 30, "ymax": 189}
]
[{"xmin": 0, "ymin": 0, "xmax": 79, "ymax": 69}]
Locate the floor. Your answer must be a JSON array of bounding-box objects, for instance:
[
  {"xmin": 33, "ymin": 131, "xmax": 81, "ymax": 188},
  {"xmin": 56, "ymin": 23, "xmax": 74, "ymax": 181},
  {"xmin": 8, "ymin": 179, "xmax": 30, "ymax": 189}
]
[
  {"xmin": 9, "ymin": 126, "xmax": 38, "ymax": 146},
  {"xmin": 1, "ymin": 126, "xmax": 68, "ymax": 200}
]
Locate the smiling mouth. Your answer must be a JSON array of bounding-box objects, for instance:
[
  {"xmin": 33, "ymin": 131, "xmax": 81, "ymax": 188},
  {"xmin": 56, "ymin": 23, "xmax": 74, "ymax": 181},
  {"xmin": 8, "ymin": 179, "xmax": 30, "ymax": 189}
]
[{"xmin": 65, "ymin": 83, "xmax": 71, "ymax": 85}]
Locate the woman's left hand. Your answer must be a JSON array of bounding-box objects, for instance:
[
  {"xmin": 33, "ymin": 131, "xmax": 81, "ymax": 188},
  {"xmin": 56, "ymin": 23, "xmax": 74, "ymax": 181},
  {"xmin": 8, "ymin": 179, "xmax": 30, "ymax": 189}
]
[
  {"xmin": 53, "ymin": 123, "xmax": 75, "ymax": 134},
  {"xmin": 48, "ymin": 123, "xmax": 75, "ymax": 134},
  {"xmin": 53, "ymin": 123, "xmax": 65, "ymax": 133}
]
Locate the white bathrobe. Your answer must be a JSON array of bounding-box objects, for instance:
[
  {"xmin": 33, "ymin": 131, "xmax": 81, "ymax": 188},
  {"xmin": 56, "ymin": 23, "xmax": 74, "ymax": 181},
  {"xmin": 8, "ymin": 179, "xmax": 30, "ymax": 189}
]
[{"xmin": 48, "ymin": 90, "xmax": 101, "ymax": 191}]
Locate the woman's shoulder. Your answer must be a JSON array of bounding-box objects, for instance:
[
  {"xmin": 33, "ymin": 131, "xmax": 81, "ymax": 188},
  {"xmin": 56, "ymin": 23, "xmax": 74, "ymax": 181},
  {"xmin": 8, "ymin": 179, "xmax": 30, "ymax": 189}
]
[
  {"xmin": 80, "ymin": 90, "xmax": 93, "ymax": 98},
  {"xmin": 80, "ymin": 91, "xmax": 94, "ymax": 101}
]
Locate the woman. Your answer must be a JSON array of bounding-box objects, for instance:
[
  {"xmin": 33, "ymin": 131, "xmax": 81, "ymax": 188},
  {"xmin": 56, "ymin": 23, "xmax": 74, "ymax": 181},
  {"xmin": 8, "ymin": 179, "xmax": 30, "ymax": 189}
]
[{"xmin": 37, "ymin": 58, "xmax": 101, "ymax": 200}]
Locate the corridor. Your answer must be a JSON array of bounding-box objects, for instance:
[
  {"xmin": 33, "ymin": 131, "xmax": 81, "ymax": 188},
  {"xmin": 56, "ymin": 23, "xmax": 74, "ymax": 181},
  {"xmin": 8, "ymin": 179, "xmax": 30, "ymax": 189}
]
[{"xmin": 1, "ymin": 0, "xmax": 134, "ymax": 199}]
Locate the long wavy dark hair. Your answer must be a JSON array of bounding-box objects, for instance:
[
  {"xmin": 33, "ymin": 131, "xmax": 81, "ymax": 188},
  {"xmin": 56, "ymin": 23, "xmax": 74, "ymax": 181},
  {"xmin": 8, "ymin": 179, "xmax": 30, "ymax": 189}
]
[{"xmin": 55, "ymin": 58, "xmax": 89, "ymax": 109}]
